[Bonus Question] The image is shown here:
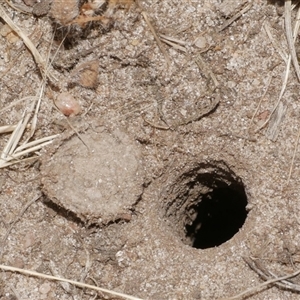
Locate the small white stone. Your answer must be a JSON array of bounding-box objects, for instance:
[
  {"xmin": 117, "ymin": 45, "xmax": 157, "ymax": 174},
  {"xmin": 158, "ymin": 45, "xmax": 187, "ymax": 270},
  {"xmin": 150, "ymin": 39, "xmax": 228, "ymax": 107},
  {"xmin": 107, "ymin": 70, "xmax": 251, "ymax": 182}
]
[
  {"xmin": 194, "ymin": 36, "xmax": 207, "ymax": 49},
  {"xmin": 39, "ymin": 282, "xmax": 51, "ymax": 294}
]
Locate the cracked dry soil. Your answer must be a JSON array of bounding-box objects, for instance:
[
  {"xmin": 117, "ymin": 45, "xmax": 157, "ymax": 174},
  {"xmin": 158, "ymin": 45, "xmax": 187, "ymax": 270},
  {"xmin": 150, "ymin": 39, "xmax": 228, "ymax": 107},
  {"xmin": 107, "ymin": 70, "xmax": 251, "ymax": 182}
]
[{"xmin": 1, "ymin": 0, "xmax": 300, "ymax": 299}]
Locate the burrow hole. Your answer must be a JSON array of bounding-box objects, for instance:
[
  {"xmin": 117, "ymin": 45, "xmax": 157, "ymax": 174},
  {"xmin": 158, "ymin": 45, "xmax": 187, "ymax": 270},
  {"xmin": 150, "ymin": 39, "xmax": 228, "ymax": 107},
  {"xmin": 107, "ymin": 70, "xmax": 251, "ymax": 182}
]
[{"xmin": 163, "ymin": 161, "xmax": 248, "ymax": 249}]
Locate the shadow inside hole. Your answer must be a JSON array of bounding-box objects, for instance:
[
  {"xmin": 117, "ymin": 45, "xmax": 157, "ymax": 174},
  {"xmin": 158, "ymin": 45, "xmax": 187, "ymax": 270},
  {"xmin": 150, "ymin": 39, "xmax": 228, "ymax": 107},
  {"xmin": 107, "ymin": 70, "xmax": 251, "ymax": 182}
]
[{"xmin": 186, "ymin": 186, "xmax": 248, "ymax": 249}]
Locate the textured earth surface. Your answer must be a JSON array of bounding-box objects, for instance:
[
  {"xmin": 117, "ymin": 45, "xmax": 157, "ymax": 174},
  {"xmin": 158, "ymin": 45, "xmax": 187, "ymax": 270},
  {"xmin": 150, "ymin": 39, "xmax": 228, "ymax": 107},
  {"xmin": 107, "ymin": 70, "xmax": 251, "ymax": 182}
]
[
  {"xmin": 41, "ymin": 127, "xmax": 144, "ymax": 225},
  {"xmin": 1, "ymin": 0, "xmax": 300, "ymax": 299}
]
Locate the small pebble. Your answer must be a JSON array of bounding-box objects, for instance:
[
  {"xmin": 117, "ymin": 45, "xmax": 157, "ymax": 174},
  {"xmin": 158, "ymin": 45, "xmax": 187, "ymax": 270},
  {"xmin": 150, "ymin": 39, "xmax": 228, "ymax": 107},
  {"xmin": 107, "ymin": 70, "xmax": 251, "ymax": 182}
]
[
  {"xmin": 194, "ymin": 36, "xmax": 208, "ymax": 50},
  {"xmin": 39, "ymin": 282, "xmax": 51, "ymax": 294},
  {"xmin": 55, "ymin": 92, "xmax": 81, "ymax": 116}
]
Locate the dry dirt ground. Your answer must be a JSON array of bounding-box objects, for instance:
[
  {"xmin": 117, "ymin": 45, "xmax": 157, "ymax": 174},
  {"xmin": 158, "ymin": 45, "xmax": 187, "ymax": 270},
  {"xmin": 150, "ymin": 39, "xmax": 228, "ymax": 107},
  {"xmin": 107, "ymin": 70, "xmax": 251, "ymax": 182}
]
[{"xmin": 2, "ymin": 0, "xmax": 300, "ymax": 299}]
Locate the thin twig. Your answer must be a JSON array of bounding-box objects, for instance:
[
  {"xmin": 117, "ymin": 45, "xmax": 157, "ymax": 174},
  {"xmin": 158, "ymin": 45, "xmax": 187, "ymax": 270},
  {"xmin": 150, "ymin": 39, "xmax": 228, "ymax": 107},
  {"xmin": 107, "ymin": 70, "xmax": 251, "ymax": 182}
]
[
  {"xmin": 159, "ymin": 37, "xmax": 187, "ymax": 52},
  {"xmin": 143, "ymin": 118, "xmax": 170, "ymax": 130},
  {"xmin": 264, "ymin": 21, "xmax": 288, "ymax": 63},
  {"xmin": 248, "ymin": 75, "xmax": 272, "ymax": 131},
  {"xmin": 0, "ymin": 96, "xmax": 37, "ymax": 114},
  {"xmin": 245, "ymin": 257, "xmax": 300, "ymax": 292},
  {"xmin": 27, "ymin": 84, "xmax": 44, "ymax": 142},
  {"xmin": 5, "ymin": 0, "xmax": 32, "ymax": 14},
  {"xmin": 14, "ymin": 134, "xmax": 59, "ymax": 153},
  {"xmin": 0, "ymin": 133, "xmax": 58, "ymax": 168},
  {"xmin": 265, "ymin": 101, "xmax": 287, "ymax": 141},
  {"xmin": 0, "ymin": 111, "xmax": 26, "ymax": 161},
  {"xmin": 221, "ymin": 257, "xmax": 300, "ymax": 300},
  {"xmin": 0, "ymin": 264, "xmax": 144, "ymax": 300},
  {"xmin": 255, "ymin": 3, "xmax": 300, "ymax": 132},
  {"xmin": 141, "ymin": 11, "xmax": 171, "ymax": 67},
  {"xmin": 159, "ymin": 34, "xmax": 187, "ymax": 52},
  {"xmin": 218, "ymin": 3, "xmax": 252, "ymax": 32},
  {"xmin": 49, "ymin": 260, "xmax": 72, "ymax": 293},
  {"xmin": 159, "ymin": 34, "xmax": 186, "ymax": 46},
  {"xmin": 0, "ymin": 4, "xmax": 56, "ymax": 81},
  {"xmin": 0, "ymin": 124, "xmax": 30, "ymax": 134},
  {"xmin": 284, "ymin": 0, "xmax": 300, "ymax": 82},
  {"xmin": 0, "ymin": 103, "xmax": 58, "ymax": 168}
]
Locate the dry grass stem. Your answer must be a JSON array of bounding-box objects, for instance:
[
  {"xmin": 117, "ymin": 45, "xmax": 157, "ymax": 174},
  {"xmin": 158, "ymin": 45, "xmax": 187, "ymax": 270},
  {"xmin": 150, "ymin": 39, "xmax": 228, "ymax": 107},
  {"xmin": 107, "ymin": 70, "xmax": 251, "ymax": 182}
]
[
  {"xmin": 244, "ymin": 257, "xmax": 300, "ymax": 292},
  {"xmin": 159, "ymin": 34, "xmax": 187, "ymax": 52},
  {"xmin": 0, "ymin": 135, "xmax": 58, "ymax": 168},
  {"xmin": 4, "ymin": 0, "xmax": 32, "ymax": 14},
  {"xmin": 264, "ymin": 21, "xmax": 287, "ymax": 63},
  {"xmin": 0, "ymin": 96, "xmax": 38, "ymax": 114},
  {"xmin": 49, "ymin": 260, "xmax": 72, "ymax": 293},
  {"xmin": 141, "ymin": 11, "xmax": 171, "ymax": 67},
  {"xmin": 0, "ymin": 4, "xmax": 55, "ymax": 81},
  {"xmin": 265, "ymin": 101, "xmax": 287, "ymax": 141},
  {"xmin": 27, "ymin": 84, "xmax": 45, "ymax": 141},
  {"xmin": 221, "ymin": 256, "xmax": 300, "ymax": 300},
  {"xmin": 0, "ymin": 102, "xmax": 59, "ymax": 168},
  {"xmin": 0, "ymin": 59, "xmax": 58, "ymax": 168},
  {"xmin": 14, "ymin": 134, "xmax": 60, "ymax": 154},
  {"xmin": 0, "ymin": 264, "xmax": 144, "ymax": 300},
  {"xmin": 0, "ymin": 124, "xmax": 29, "ymax": 134},
  {"xmin": 0, "ymin": 10, "xmax": 61, "ymax": 169},
  {"xmin": 1, "ymin": 111, "xmax": 27, "ymax": 159},
  {"xmin": 159, "ymin": 38, "xmax": 186, "ymax": 52},
  {"xmin": 64, "ymin": 118, "xmax": 89, "ymax": 149},
  {"xmin": 143, "ymin": 117, "xmax": 170, "ymax": 130},
  {"xmin": 284, "ymin": 0, "xmax": 300, "ymax": 82},
  {"xmin": 255, "ymin": 3, "xmax": 300, "ymax": 133},
  {"xmin": 218, "ymin": 2, "xmax": 252, "ymax": 32},
  {"xmin": 159, "ymin": 34, "xmax": 186, "ymax": 46},
  {"xmin": 248, "ymin": 75, "xmax": 272, "ymax": 131},
  {"xmin": 255, "ymin": 70, "xmax": 290, "ymax": 133}
]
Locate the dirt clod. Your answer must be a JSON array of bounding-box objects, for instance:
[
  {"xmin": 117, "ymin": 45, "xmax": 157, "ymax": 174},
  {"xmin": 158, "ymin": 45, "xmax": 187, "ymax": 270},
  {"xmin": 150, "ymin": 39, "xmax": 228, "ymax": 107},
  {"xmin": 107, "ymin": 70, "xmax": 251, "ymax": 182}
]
[{"xmin": 41, "ymin": 128, "xmax": 144, "ymax": 224}]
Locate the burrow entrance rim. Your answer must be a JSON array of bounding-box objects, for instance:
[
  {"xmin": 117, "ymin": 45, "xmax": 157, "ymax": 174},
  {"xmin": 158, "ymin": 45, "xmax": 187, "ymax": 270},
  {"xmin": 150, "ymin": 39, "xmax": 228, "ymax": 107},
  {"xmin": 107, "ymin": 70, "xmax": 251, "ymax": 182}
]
[{"xmin": 161, "ymin": 160, "xmax": 249, "ymax": 249}]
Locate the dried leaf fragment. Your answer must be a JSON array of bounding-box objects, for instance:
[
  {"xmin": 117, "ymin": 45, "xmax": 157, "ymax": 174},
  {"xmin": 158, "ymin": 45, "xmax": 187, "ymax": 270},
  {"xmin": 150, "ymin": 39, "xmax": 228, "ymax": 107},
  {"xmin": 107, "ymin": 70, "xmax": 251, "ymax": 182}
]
[
  {"xmin": 80, "ymin": 0, "xmax": 106, "ymax": 16},
  {"xmin": 70, "ymin": 60, "xmax": 99, "ymax": 88},
  {"xmin": 50, "ymin": 0, "xmax": 79, "ymax": 25},
  {"xmin": 0, "ymin": 24, "xmax": 19, "ymax": 43}
]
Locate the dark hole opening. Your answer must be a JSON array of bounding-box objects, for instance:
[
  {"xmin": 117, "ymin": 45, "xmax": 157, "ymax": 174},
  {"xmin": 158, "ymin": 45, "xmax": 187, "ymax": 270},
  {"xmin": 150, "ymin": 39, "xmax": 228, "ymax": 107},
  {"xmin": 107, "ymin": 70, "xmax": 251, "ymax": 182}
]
[{"xmin": 186, "ymin": 186, "xmax": 248, "ymax": 249}]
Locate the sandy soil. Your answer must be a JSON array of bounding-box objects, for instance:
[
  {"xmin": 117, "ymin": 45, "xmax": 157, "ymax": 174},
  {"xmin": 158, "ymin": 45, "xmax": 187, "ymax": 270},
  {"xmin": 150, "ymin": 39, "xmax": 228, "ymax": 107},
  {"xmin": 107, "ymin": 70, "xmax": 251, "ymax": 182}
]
[{"xmin": 1, "ymin": 0, "xmax": 300, "ymax": 299}]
